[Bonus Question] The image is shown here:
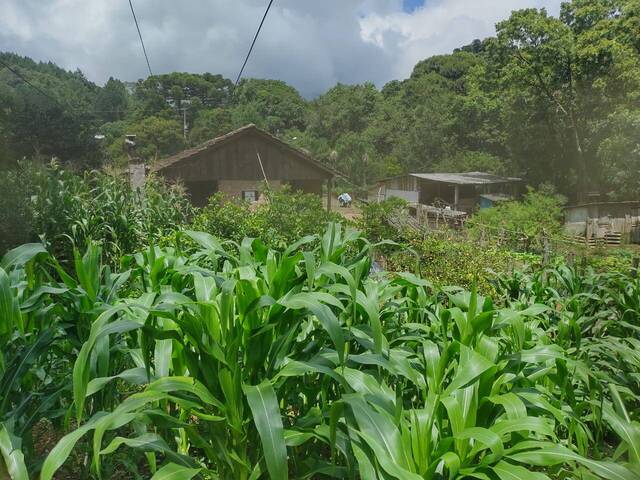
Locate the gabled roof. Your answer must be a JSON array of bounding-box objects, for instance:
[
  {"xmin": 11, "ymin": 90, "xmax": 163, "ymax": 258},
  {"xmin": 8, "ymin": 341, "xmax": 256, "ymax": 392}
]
[
  {"xmin": 151, "ymin": 124, "xmax": 340, "ymax": 177},
  {"xmin": 409, "ymin": 172, "xmax": 521, "ymax": 185}
]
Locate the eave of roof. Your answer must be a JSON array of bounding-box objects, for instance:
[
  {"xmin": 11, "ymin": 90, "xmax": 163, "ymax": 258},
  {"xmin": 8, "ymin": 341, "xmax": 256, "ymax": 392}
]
[
  {"xmin": 151, "ymin": 124, "xmax": 341, "ymax": 178},
  {"xmin": 564, "ymin": 200, "xmax": 640, "ymax": 210},
  {"xmin": 409, "ymin": 171, "xmax": 521, "ymax": 185}
]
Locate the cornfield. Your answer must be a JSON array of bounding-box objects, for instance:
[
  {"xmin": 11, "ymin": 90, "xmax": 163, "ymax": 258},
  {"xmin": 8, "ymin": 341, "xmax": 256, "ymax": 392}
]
[{"xmin": 0, "ymin": 224, "xmax": 638, "ymax": 479}]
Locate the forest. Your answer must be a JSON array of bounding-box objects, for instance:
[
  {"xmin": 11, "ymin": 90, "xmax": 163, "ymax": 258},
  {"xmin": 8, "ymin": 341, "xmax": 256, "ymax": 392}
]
[{"xmin": 1, "ymin": 0, "xmax": 639, "ymax": 201}]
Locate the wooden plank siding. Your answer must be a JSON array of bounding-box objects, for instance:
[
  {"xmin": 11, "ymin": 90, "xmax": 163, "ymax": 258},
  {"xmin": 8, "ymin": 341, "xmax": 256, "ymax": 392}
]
[
  {"xmin": 158, "ymin": 131, "xmax": 331, "ymax": 182},
  {"xmin": 153, "ymin": 125, "xmax": 336, "ymax": 207}
]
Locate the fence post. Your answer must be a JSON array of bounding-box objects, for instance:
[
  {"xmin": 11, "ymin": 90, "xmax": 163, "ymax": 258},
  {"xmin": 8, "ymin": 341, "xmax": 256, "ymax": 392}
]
[
  {"xmin": 542, "ymin": 234, "xmax": 550, "ymax": 265},
  {"xmin": 632, "ymin": 257, "xmax": 639, "ymax": 279}
]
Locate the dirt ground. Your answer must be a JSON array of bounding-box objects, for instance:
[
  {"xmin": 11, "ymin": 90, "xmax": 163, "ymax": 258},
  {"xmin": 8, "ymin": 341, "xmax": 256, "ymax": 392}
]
[{"xmin": 325, "ymin": 196, "xmax": 361, "ymax": 221}]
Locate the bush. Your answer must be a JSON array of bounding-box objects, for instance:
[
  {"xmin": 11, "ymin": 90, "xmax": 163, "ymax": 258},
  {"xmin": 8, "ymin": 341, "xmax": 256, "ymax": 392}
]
[
  {"xmin": 466, "ymin": 187, "xmax": 565, "ymax": 252},
  {"xmin": 386, "ymin": 230, "xmax": 515, "ymax": 295},
  {"xmin": 191, "ymin": 185, "xmax": 345, "ymax": 248},
  {"xmin": 357, "ymin": 197, "xmax": 409, "ymax": 244},
  {"xmin": 190, "ymin": 193, "xmax": 256, "ymax": 243}
]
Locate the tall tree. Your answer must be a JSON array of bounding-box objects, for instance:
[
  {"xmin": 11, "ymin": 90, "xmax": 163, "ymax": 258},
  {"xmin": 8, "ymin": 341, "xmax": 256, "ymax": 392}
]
[
  {"xmin": 232, "ymin": 78, "xmax": 308, "ymax": 134},
  {"xmin": 495, "ymin": 8, "xmax": 589, "ymax": 195},
  {"xmin": 94, "ymin": 77, "xmax": 129, "ymax": 123}
]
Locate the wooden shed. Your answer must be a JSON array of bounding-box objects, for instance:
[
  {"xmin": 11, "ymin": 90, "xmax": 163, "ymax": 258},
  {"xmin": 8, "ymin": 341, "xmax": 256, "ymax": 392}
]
[
  {"xmin": 563, "ymin": 201, "xmax": 640, "ymax": 244},
  {"xmin": 152, "ymin": 124, "xmax": 338, "ymax": 208},
  {"xmin": 370, "ymin": 172, "xmax": 521, "ymax": 213}
]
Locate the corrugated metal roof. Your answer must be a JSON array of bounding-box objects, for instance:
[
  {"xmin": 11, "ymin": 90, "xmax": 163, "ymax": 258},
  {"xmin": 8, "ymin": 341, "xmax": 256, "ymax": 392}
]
[{"xmin": 409, "ymin": 172, "xmax": 521, "ymax": 185}]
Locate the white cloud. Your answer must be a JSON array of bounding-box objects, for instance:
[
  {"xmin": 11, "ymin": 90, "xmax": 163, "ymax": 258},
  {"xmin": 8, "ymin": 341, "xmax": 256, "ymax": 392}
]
[
  {"xmin": 0, "ymin": 0, "xmax": 562, "ymax": 97},
  {"xmin": 360, "ymin": 0, "xmax": 562, "ymax": 79}
]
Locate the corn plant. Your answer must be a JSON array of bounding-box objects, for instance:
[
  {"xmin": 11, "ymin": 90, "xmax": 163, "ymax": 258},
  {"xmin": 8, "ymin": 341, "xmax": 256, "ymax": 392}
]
[{"xmin": 0, "ymin": 224, "xmax": 638, "ymax": 479}]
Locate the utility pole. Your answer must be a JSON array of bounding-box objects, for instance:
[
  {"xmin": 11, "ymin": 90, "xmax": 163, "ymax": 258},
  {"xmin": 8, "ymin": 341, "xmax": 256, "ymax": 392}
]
[
  {"xmin": 179, "ymin": 107, "xmax": 188, "ymax": 140},
  {"xmin": 178, "ymin": 99, "xmax": 191, "ymax": 140}
]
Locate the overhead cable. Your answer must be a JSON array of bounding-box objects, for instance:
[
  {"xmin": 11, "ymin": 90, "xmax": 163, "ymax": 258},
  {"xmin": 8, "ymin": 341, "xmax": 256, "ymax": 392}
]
[{"xmin": 234, "ymin": 0, "xmax": 275, "ymax": 89}]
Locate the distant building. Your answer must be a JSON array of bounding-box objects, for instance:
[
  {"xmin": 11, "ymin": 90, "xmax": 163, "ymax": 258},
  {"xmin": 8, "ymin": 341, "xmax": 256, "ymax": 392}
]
[
  {"xmin": 369, "ymin": 171, "xmax": 521, "ymax": 213},
  {"xmin": 152, "ymin": 124, "xmax": 338, "ymax": 208},
  {"xmin": 564, "ymin": 201, "xmax": 640, "ymax": 244}
]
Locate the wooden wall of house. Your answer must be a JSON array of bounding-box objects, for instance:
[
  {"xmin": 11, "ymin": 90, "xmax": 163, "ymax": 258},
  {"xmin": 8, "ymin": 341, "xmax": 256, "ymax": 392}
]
[
  {"xmin": 382, "ymin": 175, "xmax": 417, "ymax": 191},
  {"xmin": 159, "ymin": 130, "xmax": 331, "ymax": 183},
  {"xmin": 418, "ymin": 180, "xmax": 519, "ymax": 211}
]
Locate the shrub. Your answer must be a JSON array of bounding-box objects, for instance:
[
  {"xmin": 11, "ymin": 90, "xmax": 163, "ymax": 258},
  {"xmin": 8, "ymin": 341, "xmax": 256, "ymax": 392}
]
[
  {"xmin": 190, "ymin": 193, "xmax": 256, "ymax": 243},
  {"xmin": 191, "ymin": 185, "xmax": 345, "ymax": 248},
  {"xmin": 385, "ymin": 230, "xmax": 515, "ymax": 294},
  {"xmin": 253, "ymin": 187, "xmax": 345, "ymax": 247},
  {"xmin": 357, "ymin": 197, "xmax": 409, "ymax": 243},
  {"xmin": 467, "ymin": 187, "xmax": 566, "ymax": 252}
]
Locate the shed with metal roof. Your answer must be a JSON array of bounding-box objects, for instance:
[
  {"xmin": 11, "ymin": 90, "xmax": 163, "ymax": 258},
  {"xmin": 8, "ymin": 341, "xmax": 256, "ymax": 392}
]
[{"xmin": 370, "ymin": 171, "xmax": 521, "ymax": 213}]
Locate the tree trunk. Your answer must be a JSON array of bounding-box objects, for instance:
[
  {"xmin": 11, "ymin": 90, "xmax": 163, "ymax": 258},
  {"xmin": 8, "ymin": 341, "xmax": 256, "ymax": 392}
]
[{"xmin": 569, "ymin": 109, "xmax": 587, "ymax": 202}]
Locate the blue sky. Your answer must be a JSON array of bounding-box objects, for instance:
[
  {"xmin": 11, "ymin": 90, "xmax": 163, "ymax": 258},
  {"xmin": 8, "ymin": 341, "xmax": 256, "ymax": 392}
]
[{"xmin": 403, "ymin": 0, "xmax": 426, "ymax": 12}]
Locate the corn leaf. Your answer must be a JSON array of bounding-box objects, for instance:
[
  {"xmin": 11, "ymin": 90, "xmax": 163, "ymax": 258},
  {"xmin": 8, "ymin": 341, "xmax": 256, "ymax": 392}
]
[{"xmin": 243, "ymin": 380, "xmax": 288, "ymax": 480}]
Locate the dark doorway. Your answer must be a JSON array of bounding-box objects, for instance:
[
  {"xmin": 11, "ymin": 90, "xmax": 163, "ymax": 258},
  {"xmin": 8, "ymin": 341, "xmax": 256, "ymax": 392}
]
[{"xmin": 185, "ymin": 180, "xmax": 218, "ymax": 207}]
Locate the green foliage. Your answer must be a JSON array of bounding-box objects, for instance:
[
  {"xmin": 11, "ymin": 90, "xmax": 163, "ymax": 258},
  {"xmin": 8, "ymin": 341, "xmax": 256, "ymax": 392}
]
[
  {"xmin": 189, "ymin": 193, "xmax": 256, "ymax": 243},
  {"xmin": 0, "ymin": 162, "xmax": 193, "ymax": 264},
  {"xmin": 308, "ymin": 82, "xmax": 380, "ymax": 142},
  {"xmin": 232, "ymin": 78, "xmax": 307, "ymax": 133},
  {"xmin": 582, "ymin": 246, "xmax": 640, "ymax": 273},
  {"xmin": 0, "ymin": 226, "xmax": 639, "ymax": 479},
  {"xmin": 190, "ymin": 186, "xmax": 344, "ymax": 249},
  {"xmin": 467, "ymin": 189, "xmax": 566, "ymax": 250},
  {"xmin": 598, "ymin": 108, "xmax": 640, "ymax": 200},
  {"xmin": 132, "ymin": 72, "xmax": 232, "ymax": 119},
  {"xmin": 390, "ymin": 232, "xmax": 515, "ymax": 294},
  {"xmin": 0, "ymin": 52, "xmax": 102, "ymax": 168},
  {"xmin": 94, "ymin": 77, "xmax": 129, "ymax": 123},
  {"xmin": 189, "ymin": 108, "xmax": 234, "ymax": 144},
  {"xmin": 106, "ymin": 116, "xmax": 186, "ymax": 165},
  {"xmin": 357, "ymin": 197, "xmax": 409, "ymax": 244},
  {"xmin": 411, "ymin": 51, "xmax": 481, "ymax": 85},
  {"xmin": 0, "ymin": 163, "xmax": 38, "ymax": 253},
  {"xmin": 432, "ymin": 150, "xmax": 507, "ymax": 176}
]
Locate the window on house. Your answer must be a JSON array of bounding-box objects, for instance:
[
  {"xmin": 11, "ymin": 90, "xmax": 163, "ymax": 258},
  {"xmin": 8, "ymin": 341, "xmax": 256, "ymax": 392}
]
[{"xmin": 242, "ymin": 190, "xmax": 259, "ymax": 203}]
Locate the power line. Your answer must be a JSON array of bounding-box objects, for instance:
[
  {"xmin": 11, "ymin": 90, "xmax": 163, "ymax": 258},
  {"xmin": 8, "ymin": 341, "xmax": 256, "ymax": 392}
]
[
  {"xmin": 128, "ymin": 0, "xmax": 153, "ymax": 77},
  {"xmin": 0, "ymin": 58, "xmax": 65, "ymax": 108},
  {"xmin": 234, "ymin": 0, "xmax": 275, "ymax": 89},
  {"xmin": 0, "ymin": 58, "xmax": 131, "ymax": 117}
]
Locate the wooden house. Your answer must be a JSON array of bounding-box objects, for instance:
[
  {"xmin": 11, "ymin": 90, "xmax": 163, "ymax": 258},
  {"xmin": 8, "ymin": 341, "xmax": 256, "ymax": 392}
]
[{"xmin": 152, "ymin": 124, "xmax": 338, "ymax": 208}]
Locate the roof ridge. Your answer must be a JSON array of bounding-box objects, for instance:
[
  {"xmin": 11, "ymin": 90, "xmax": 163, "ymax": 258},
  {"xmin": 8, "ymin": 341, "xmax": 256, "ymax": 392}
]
[{"xmin": 151, "ymin": 124, "xmax": 342, "ymax": 178}]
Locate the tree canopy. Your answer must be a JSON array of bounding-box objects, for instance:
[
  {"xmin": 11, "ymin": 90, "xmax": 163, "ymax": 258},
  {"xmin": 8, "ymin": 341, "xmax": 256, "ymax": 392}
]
[{"xmin": 1, "ymin": 0, "xmax": 639, "ymax": 201}]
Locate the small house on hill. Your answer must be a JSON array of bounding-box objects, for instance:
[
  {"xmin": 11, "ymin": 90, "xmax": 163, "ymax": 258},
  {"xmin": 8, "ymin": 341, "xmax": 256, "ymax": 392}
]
[
  {"xmin": 152, "ymin": 124, "xmax": 338, "ymax": 208},
  {"xmin": 370, "ymin": 171, "xmax": 521, "ymax": 213}
]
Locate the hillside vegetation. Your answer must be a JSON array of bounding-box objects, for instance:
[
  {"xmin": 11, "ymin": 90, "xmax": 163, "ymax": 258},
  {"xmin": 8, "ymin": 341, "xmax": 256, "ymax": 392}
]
[{"xmin": 2, "ymin": 0, "xmax": 640, "ymax": 200}]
